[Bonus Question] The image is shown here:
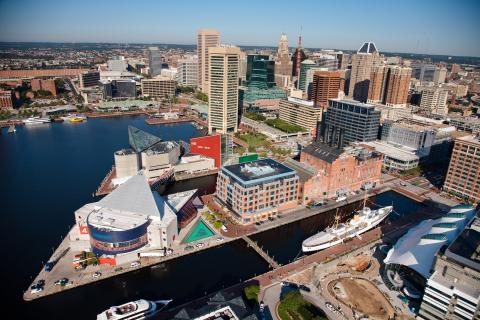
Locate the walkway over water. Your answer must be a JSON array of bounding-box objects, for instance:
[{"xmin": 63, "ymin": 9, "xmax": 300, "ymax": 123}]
[{"xmin": 242, "ymin": 235, "xmax": 280, "ymax": 269}]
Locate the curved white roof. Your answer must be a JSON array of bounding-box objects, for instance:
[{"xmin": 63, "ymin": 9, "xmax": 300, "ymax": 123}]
[{"xmin": 384, "ymin": 205, "xmax": 476, "ymax": 278}]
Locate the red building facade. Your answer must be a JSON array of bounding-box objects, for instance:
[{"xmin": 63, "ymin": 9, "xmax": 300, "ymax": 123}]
[{"xmin": 190, "ymin": 135, "xmax": 221, "ymax": 168}]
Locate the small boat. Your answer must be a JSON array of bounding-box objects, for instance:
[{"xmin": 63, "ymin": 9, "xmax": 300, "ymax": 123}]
[
  {"xmin": 23, "ymin": 116, "xmax": 51, "ymax": 125},
  {"xmin": 68, "ymin": 115, "xmax": 87, "ymax": 123},
  {"xmin": 8, "ymin": 125, "xmax": 16, "ymax": 133},
  {"xmin": 97, "ymin": 299, "xmax": 172, "ymax": 320}
]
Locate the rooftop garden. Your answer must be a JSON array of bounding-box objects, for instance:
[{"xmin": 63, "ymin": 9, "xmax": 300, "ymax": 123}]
[{"xmin": 265, "ymin": 118, "xmax": 305, "ymax": 133}]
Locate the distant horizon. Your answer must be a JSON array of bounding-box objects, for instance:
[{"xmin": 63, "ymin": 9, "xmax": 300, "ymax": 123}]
[
  {"xmin": 1, "ymin": 0, "xmax": 479, "ymax": 57},
  {"xmin": 1, "ymin": 41, "xmax": 479, "ymax": 59}
]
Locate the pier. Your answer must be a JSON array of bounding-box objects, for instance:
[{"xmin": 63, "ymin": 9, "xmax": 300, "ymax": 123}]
[
  {"xmin": 242, "ymin": 235, "xmax": 280, "ymax": 269},
  {"xmin": 95, "ymin": 166, "xmax": 116, "ymax": 196},
  {"xmin": 24, "ymin": 177, "xmax": 444, "ymax": 302}
]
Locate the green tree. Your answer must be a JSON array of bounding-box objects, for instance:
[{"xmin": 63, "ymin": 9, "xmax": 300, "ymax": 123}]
[{"xmin": 243, "ymin": 285, "xmax": 259, "ymax": 303}]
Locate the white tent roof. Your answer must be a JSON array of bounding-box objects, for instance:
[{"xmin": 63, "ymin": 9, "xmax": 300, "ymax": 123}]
[{"xmin": 384, "ymin": 205, "xmax": 476, "ymax": 278}]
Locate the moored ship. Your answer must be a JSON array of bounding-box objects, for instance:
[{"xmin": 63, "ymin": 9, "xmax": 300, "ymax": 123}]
[
  {"xmin": 97, "ymin": 299, "xmax": 171, "ymax": 320},
  {"xmin": 23, "ymin": 116, "xmax": 52, "ymax": 125},
  {"xmin": 302, "ymin": 204, "xmax": 393, "ymax": 252}
]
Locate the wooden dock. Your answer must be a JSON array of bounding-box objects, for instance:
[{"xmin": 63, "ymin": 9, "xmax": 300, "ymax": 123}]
[{"xmin": 242, "ymin": 235, "xmax": 280, "ymax": 269}]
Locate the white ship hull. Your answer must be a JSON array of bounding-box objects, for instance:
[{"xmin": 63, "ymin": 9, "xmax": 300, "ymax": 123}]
[
  {"xmin": 302, "ymin": 206, "xmax": 392, "ymax": 252},
  {"xmin": 97, "ymin": 299, "xmax": 171, "ymax": 320}
]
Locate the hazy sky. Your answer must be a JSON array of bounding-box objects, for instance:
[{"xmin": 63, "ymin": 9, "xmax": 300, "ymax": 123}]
[{"xmin": 1, "ymin": 0, "xmax": 479, "ymax": 57}]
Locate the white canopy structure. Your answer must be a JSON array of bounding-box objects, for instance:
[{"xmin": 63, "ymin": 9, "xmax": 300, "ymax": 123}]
[{"xmin": 384, "ymin": 204, "xmax": 477, "ymax": 278}]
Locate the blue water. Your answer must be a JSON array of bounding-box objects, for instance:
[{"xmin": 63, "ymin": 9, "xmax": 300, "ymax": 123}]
[{"xmin": 0, "ymin": 116, "xmax": 424, "ymax": 319}]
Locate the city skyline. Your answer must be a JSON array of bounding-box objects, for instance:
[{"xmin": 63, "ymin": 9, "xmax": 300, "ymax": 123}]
[{"xmin": 0, "ymin": 0, "xmax": 479, "ymax": 57}]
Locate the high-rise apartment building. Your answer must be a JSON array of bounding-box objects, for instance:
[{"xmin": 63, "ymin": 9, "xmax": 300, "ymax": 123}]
[
  {"xmin": 433, "ymin": 67, "xmax": 447, "ymax": 84},
  {"xmin": 279, "ymin": 97, "xmax": 323, "ymax": 133},
  {"xmin": 319, "ymin": 99, "xmax": 381, "ymax": 149},
  {"xmin": 274, "ymin": 33, "xmax": 293, "ymax": 78},
  {"xmin": 197, "ymin": 29, "xmax": 220, "ymax": 93},
  {"xmin": 148, "ymin": 47, "xmax": 163, "ymax": 77},
  {"xmin": 79, "ymin": 70, "xmax": 100, "ymax": 88},
  {"xmin": 141, "ymin": 77, "xmax": 176, "ymax": 98},
  {"xmin": 298, "ymin": 59, "xmax": 317, "ymax": 92},
  {"xmin": 311, "ymin": 70, "xmax": 342, "ymax": 108},
  {"xmin": 348, "ymin": 42, "xmax": 381, "ymax": 103},
  {"xmin": 443, "ymin": 135, "xmax": 480, "ymax": 202},
  {"xmin": 177, "ymin": 55, "xmax": 198, "ymax": 87},
  {"xmin": 208, "ymin": 46, "xmax": 240, "ymax": 134},
  {"xmin": 368, "ymin": 65, "xmax": 411, "ymax": 107},
  {"xmin": 420, "ymin": 87, "xmax": 449, "ymax": 115}
]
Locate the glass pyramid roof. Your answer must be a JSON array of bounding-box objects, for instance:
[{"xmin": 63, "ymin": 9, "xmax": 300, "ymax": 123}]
[{"xmin": 128, "ymin": 125, "xmax": 162, "ymax": 153}]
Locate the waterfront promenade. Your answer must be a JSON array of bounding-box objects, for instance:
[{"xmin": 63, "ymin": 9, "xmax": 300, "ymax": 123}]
[{"xmin": 23, "ymin": 175, "xmax": 455, "ymax": 302}]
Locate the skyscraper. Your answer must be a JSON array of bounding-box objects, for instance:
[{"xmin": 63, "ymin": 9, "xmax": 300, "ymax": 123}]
[
  {"xmin": 177, "ymin": 55, "xmax": 198, "ymax": 87},
  {"xmin": 420, "ymin": 87, "xmax": 448, "ymax": 115},
  {"xmin": 197, "ymin": 29, "xmax": 220, "ymax": 93},
  {"xmin": 348, "ymin": 42, "xmax": 381, "ymax": 103},
  {"xmin": 148, "ymin": 47, "xmax": 162, "ymax": 77},
  {"xmin": 298, "ymin": 59, "xmax": 317, "ymax": 92},
  {"xmin": 311, "ymin": 70, "xmax": 342, "ymax": 108},
  {"xmin": 443, "ymin": 135, "xmax": 480, "ymax": 203},
  {"xmin": 208, "ymin": 46, "xmax": 240, "ymax": 134},
  {"xmin": 274, "ymin": 33, "xmax": 293, "ymax": 77},
  {"xmin": 368, "ymin": 65, "xmax": 411, "ymax": 107},
  {"xmin": 319, "ymin": 99, "xmax": 381, "ymax": 148}
]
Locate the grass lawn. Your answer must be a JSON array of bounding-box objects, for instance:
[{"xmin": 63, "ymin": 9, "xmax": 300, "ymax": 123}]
[
  {"xmin": 245, "ymin": 112, "xmax": 266, "ymax": 121},
  {"xmin": 237, "ymin": 132, "xmax": 270, "ymax": 149},
  {"xmin": 278, "ymin": 291, "xmax": 327, "ymax": 320},
  {"xmin": 265, "ymin": 118, "xmax": 305, "ymax": 133}
]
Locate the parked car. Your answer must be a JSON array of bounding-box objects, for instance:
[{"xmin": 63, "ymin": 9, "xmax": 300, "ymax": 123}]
[
  {"xmin": 36, "ymin": 279, "xmax": 45, "ymax": 287},
  {"xmin": 114, "ymin": 267, "xmax": 123, "ymax": 272},
  {"xmin": 92, "ymin": 272, "xmax": 102, "ymax": 278},
  {"xmin": 400, "ymin": 181, "xmax": 407, "ymax": 186},
  {"xmin": 54, "ymin": 278, "xmax": 69, "ymax": 286},
  {"xmin": 221, "ymin": 225, "xmax": 228, "ymax": 232},
  {"xmin": 196, "ymin": 242, "xmax": 205, "ymax": 248},
  {"xmin": 216, "ymin": 237, "xmax": 224, "ymax": 242},
  {"xmin": 325, "ymin": 302, "xmax": 335, "ymax": 312},
  {"xmin": 185, "ymin": 245, "xmax": 194, "ymax": 251},
  {"xmin": 44, "ymin": 261, "xmax": 54, "ymax": 272},
  {"xmin": 268, "ymin": 217, "xmax": 274, "ymax": 221},
  {"xmin": 281, "ymin": 281, "xmax": 298, "ymax": 289},
  {"xmin": 130, "ymin": 261, "xmax": 141, "ymax": 268},
  {"xmin": 259, "ymin": 301, "xmax": 265, "ymax": 312},
  {"xmin": 166, "ymin": 248, "xmax": 174, "ymax": 255},
  {"xmin": 30, "ymin": 285, "xmax": 43, "ymax": 294}
]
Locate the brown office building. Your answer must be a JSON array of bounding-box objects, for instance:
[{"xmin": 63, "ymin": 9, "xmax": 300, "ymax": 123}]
[
  {"xmin": 141, "ymin": 77, "xmax": 176, "ymax": 98},
  {"xmin": 310, "ymin": 70, "xmax": 341, "ymax": 107},
  {"xmin": 368, "ymin": 65, "xmax": 411, "ymax": 107},
  {"xmin": 443, "ymin": 135, "xmax": 480, "ymax": 202},
  {"xmin": 31, "ymin": 79, "xmax": 57, "ymax": 96},
  {"xmin": 0, "ymin": 90, "xmax": 13, "ymax": 109}
]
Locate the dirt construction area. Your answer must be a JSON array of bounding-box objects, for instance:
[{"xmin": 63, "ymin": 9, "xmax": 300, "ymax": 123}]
[{"xmin": 329, "ymin": 277, "xmax": 395, "ymax": 320}]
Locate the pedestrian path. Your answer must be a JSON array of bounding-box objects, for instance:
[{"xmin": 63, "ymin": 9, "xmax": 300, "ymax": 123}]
[{"xmin": 242, "ymin": 235, "xmax": 280, "ymax": 269}]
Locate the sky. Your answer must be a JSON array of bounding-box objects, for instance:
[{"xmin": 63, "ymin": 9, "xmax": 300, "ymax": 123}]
[{"xmin": 0, "ymin": 0, "xmax": 479, "ymax": 57}]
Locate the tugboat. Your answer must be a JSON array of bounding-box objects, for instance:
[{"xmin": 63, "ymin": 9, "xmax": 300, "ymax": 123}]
[{"xmin": 97, "ymin": 299, "xmax": 172, "ymax": 320}]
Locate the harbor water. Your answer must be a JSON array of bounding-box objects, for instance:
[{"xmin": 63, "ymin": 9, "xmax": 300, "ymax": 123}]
[{"xmin": 0, "ymin": 116, "xmax": 424, "ymax": 319}]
